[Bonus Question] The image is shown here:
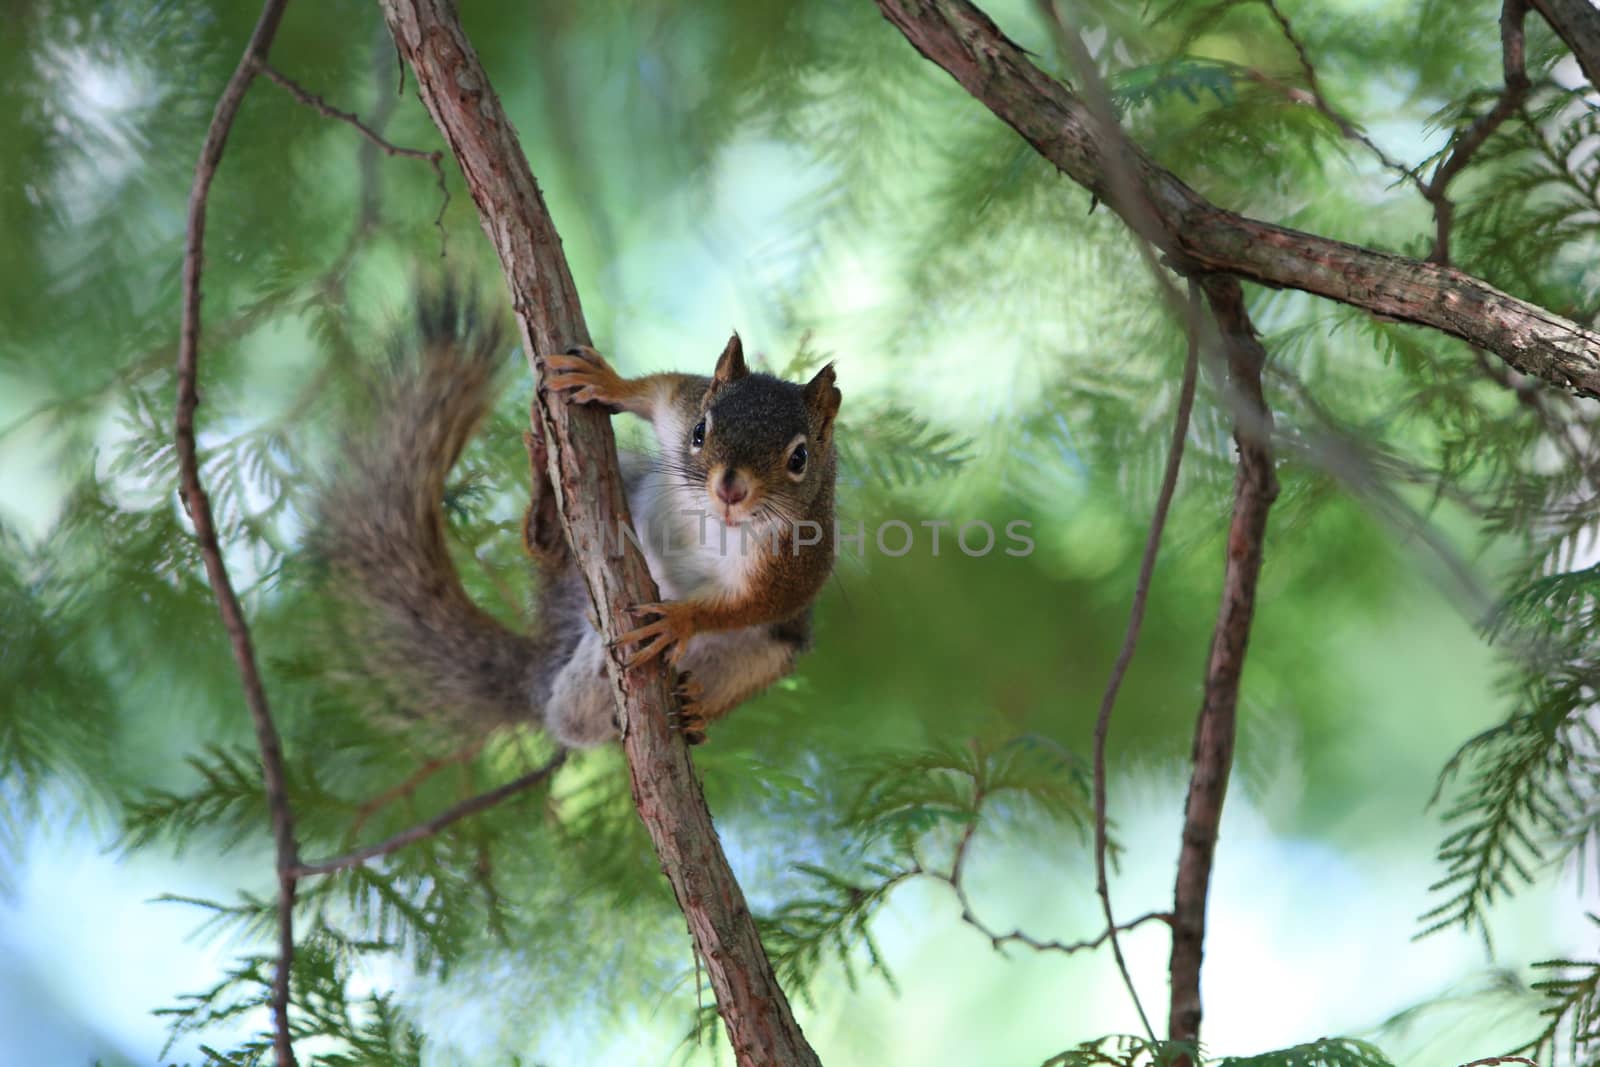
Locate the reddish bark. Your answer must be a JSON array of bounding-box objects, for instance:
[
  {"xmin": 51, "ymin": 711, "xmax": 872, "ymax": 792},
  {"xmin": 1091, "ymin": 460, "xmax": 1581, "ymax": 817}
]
[
  {"xmin": 377, "ymin": 2, "xmax": 821, "ymax": 1063},
  {"xmin": 874, "ymin": 0, "xmax": 1600, "ymax": 398},
  {"xmin": 1167, "ymin": 277, "xmax": 1279, "ymax": 1055}
]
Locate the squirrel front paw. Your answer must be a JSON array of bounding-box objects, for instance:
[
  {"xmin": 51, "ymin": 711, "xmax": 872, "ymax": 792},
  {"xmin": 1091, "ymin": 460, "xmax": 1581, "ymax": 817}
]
[
  {"xmin": 670, "ymin": 670, "xmax": 708, "ymax": 745},
  {"xmin": 613, "ymin": 600, "xmax": 696, "ymax": 668},
  {"xmin": 544, "ymin": 346, "xmax": 631, "ymax": 410}
]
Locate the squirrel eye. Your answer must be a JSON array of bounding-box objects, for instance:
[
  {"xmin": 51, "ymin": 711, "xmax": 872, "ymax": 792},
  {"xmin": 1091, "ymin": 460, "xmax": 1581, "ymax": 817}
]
[
  {"xmin": 787, "ymin": 443, "xmax": 808, "ymax": 474},
  {"xmin": 691, "ymin": 419, "xmax": 706, "ymax": 449}
]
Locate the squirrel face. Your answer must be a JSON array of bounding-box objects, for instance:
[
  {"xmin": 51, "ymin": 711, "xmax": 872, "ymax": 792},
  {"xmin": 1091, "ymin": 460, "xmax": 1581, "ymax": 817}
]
[{"xmin": 683, "ymin": 335, "xmax": 841, "ymax": 531}]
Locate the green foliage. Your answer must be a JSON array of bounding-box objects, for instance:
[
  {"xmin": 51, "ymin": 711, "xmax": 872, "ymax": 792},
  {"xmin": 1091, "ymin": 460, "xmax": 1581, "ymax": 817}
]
[
  {"xmin": 753, "ymin": 736, "xmax": 1095, "ymax": 1007},
  {"xmin": 1424, "ymin": 556, "xmax": 1600, "ymax": 956},
  {"xmin": 836, "ymin": 402, "xmax": 973, "ymax": 490},
  {"xmin": 159, "ymin": 920, "xmax": 425, "ymax": 1067},
  {"xmin": 845, "ymin": 735, "xmax": 1094, "ymax": 849},
  {"xmin": 1217, "ymin": 1038, "xmax": 1396, "ymax": 1067},
  {"xmin": 6, "ymin": 0, "xmax": 1600, "ymax": 1063},
  {"xmin": 1041, "ymin": 1034, "xmax": 1196, "ymax": 1067},
  {"xmin": 1038, "ymin": 1035, "xmax": 1394, "ymax": 1067},
  {"xmin": 1111, "ymin": 58, "xmax": 1239, "ymax": 113},
  {"xmin": 1522, "ymin": 940, "xmax": 1600, "ymax": 1065},
  {"xmin": 0, "ymin": 525, "xmax": 118, "ymax": 868},
  {"xmin": 1421, "ymin": 676, "xmax": 1597, "ymax": 944},
  {"xmin": 758, "ymin": 861, "xmax": 910, "ymax": 1002},
  {"xmin": 125, "ymin": 733, "xmax": 575, "ymax": 1061}
]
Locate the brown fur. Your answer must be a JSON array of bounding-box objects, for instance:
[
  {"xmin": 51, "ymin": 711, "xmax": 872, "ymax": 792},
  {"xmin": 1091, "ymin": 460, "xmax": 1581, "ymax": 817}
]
[
  {"xmin": 314, "ymin": 307, "xmax": 838, "ymax": 748},
  {"xmin": 312, "ymin": 294, "xmax": 569, "ymax": 729}
]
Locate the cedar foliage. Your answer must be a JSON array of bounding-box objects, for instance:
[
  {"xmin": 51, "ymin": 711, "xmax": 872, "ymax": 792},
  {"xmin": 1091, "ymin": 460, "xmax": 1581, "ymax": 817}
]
[{"xmin": 4, "ymin": 0, "xmax": 1600, "ymax": 1063}]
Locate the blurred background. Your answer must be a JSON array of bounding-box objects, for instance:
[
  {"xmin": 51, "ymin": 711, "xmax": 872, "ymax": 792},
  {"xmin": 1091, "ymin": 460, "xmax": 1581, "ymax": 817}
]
[{"xmin": 2, "ymin": 0, "xmax": 1596, "ymax": 1063}]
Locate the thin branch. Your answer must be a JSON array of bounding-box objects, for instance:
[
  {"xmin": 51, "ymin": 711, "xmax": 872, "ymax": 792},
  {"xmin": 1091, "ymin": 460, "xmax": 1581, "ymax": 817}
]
[
  {"xmin": 1085, "ymin": 280, "xmax": 1202, "ymax": 1042},
  {"xmin": 347, "ymin": 738, "xmax": 485, "ymax": 837},
  {"xmin": 1167, "ymin": 275, "xmax": 1280, "ymax": 1059},
  {"xmin": 1255, "ymin": 0, "xmax": 1425, "ymax": 193},
  {"xmin": 1424, "ymin": 0, "xmax": 1530, "ymax": 264},
  {"xmin": 258, "ymin": 63, "xmax": 451, "ymax": 238},
  {"xmin": 174, "ymin": 2, "xmax": 297, "ymax": 1065},
  {"xmin": 260, "ymin": 63, "xmax": 439, "ymax": 161},
  {"xmin": 957, "ymin": 898, "xmax": 1172, "ymax": 957},
  {"xmin": 948, "ymin": 740, "xmax": 986, "ymax": 890},
  {"xmin": 912, "ymin": 765, "xmax": 1174, "ymax": 962},
  {"xmin": 874, "ymin": 0, "xmax": 1600, "ymax": 398},
  {"xmin": 294, "ymin": 752, "xmax": 566, "ymax": 878},
  {"xmin": 1031, "ymin": 6, "xmax": 1199, "ymax": 1039},
  {"xmin": 376, "ymin": 3, "xmax": 820, "ymax": 1063}
]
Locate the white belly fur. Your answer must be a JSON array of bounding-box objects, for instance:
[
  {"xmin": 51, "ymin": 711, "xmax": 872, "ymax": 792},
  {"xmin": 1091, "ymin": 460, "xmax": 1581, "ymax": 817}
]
[{"xmin": 628, "ymin": 467, "xmax": 769, "ymax": 660}]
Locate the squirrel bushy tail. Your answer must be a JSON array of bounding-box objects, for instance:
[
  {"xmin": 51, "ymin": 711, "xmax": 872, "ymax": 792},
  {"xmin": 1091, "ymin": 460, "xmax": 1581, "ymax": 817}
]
[{"xmin": 311, "ymin": 291, "xmax": 559, "ymax": 729}]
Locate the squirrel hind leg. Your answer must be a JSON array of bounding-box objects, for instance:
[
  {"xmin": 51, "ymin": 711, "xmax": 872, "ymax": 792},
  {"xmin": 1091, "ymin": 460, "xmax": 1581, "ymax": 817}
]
[
  {"xmin": 543, "ymin": 628, "xmax": 618, "ymax": 748},
  {"xmin": 666, "ymin": 629, "xmax": 801, "ymax": 741},
  {"xmin": 539, "ymin": 621, "xmax": 803, "ymax": 749}
]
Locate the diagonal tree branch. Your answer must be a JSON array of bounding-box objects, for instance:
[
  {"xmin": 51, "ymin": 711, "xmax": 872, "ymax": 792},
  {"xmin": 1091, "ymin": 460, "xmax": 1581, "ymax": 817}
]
[
  {"xmin": 873, "ymin": 0, "xmax": 1600, "ymax": 399},
  {"xmin": 1167, "ymin": 275, "xmax": 1279, "ymax": 1059},
  {"xmin": 258, "ymin": 62, "xmax": 451, "ymax": 236},
  {"xmin": 374, "ymin": 2, "xmax": 821, "ymax": 1063},
  {"xmin": 259, "ymin": 63, "xmax": 441, "ymax": 164},
  {"xmin": 293, "ymin": 751, "xmax": 566, "ymax": 878},
  {"xmin": 174, "ymin": 2, "xmax": 298, "ymax": 1065},
  {"xmin": 1527, "ymin": 0, "xmax": 1600, "ymax": 91}
]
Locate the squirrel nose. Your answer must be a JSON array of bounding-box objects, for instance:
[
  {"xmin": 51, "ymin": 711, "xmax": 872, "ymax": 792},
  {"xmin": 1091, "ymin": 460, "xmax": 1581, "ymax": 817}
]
[{"xmin": 715, "ymin": 470, "xmax": 749, "ymax": 506}]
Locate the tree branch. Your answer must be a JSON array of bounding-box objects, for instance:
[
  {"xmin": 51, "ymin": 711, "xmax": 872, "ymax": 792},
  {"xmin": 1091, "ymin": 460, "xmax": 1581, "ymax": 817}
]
[
  {"xmin": 1424, "ymin": 0, "xmax": 1529, "ymax": 264},
  {"xmin": 174, "ymin": 2, "xmax": 297, "ymax": 1065},
  {"xmin": 258, "ymin": 62, "xmax": 451, "ymax": 235},
  {"xmin": 1087, "ymin": 280, "xmax": 1201, "ymax": 1042},
  {"xmin": 1527, "ymin": 0, "xmax": 1600, "ymax": 91},
  {"xmin": 1167, "ymin": 275, "xmax": 1279, "ymax": 1057},
  {"xmin": 260, "ymin": 63, "xmax": 440, "ymax": 163},
  {"xmin": 874, "ymin": 0, "xmax": 1600, "ymax": 398},
  {"xmin": 375, "ymin": 3, "xmax": 820, "ymax": 1063},
  {"xmin": 347, "ymin": 738, "xmax": 485, "ymax": 837},
  {"xmin": 910, "ymin": 754, "xmax": 1174, "ymax": 961},
  {"xmin": 1256, "ymin": 0, "xmax": 1424, "ymax": 192},
  {"xmin": 1026, "ymin": 9, "xmax": 1205, "ymax": 1040},
  {"xmin": 293, "ymin": 752, "xmax": 566, "ymax": 877}
]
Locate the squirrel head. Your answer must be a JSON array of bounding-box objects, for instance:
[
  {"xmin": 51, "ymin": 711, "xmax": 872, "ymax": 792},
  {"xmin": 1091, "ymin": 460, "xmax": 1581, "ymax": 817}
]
[{"xmin": 684, "ymin": 333, "xmax": 841, "ymax": 530}]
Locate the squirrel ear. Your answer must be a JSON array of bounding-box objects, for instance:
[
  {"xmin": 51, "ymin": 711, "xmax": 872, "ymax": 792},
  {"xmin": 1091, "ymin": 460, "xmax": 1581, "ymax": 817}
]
[
  {"xmin": 804, "ymin": 362, "xmax": 842, "ymax": 440},
  {"xmin": 713, "ymin": 333, "xmax": 748, "ymax": 384}
]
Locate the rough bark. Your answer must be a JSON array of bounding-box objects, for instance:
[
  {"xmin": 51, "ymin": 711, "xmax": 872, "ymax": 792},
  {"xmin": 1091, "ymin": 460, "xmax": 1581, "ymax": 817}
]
[
  {"xmin": 376, "ymin": 2, "xmax": 821, "ymax": 1063},
  {"xmin": 1528, "ymin": 0, "xmax": 1600, "ymax": 91},
  {"xmin": 1167, "ymin": 277, "xmax": 1279, "ymax": 1055},
  {"xmin": 874, "ymin": 0, "xmax": 1600, "ymax": 399}
]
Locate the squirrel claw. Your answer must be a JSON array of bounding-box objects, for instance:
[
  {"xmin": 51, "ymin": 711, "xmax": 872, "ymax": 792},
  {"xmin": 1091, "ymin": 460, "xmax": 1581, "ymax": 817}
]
[
  {"xmin": 544, "ymin": 346, "xmax": 604, "ymax": 371},
  {"xmin": 670, "ymin": 671, "xmax": 709, "ymax": 745},
  {"xmin": 543, "ymin": 349, "xmax": 625, "ymax": 410},
  {"xmin": 613, "ymin": 602, "xmax": 691, "ymax": 668}
]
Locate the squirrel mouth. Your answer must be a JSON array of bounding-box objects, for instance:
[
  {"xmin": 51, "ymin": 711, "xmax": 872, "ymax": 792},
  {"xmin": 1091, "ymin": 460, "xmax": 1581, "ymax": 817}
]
[{"xmin": 705, "ymin": 469, "xmax": 758, "ymax": 528}]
